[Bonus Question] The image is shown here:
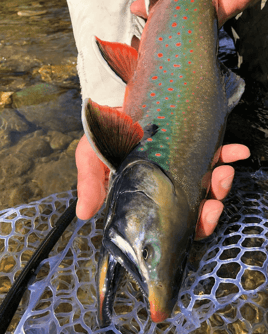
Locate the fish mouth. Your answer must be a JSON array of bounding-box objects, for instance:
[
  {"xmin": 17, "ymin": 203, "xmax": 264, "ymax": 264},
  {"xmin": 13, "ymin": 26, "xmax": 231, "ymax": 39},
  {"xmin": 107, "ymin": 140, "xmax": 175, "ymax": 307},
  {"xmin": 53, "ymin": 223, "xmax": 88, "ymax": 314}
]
[{"xmin": 104, "ymin": 227, "xmax": 149, "ymax": 296}]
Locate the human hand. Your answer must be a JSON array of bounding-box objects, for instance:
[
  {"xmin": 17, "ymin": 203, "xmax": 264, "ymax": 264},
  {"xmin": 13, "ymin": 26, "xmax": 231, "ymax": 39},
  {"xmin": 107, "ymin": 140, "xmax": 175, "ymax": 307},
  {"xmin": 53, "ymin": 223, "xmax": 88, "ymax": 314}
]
[
  {"xmin": 75, "ymin": 134, "xmax": 110, "ymax": 220},
  {"xmin": 195, "ymin": 144, "xmax": 250, "ymax": 240}
]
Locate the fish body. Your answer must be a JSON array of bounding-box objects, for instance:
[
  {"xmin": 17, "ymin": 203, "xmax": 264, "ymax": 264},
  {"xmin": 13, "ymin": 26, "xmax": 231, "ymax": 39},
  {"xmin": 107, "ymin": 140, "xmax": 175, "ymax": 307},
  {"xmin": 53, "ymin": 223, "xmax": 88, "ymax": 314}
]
[{"xmin": 82, "ymin": 0, "xmax": 245, "ymax": 326}]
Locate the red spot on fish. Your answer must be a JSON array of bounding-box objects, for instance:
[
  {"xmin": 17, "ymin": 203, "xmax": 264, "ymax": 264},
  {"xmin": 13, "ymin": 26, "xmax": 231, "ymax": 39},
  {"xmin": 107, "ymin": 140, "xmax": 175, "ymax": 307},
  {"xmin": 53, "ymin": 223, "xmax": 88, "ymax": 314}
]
[
  {"xmin": 173, "ymin": 64, "xmax": 181, "ymax": 68},
  {"xmin": 151, "ymin": 93, "xmax": 156, "ymax": 97},
  {"xmin": 186, "ymin": 99, "xmax": 189, "ymax": 102},
  {"xmin": 152, "ymin": 76, "xmax": 158, "ymax": 80},
  {"xmin": 188, "ymin": 61, "xmax": 192, "ymax": 64},
  {"xmin": 156, "ymin": 101, "xmax": 160, "ymax": 104},
  {"xmin": 161, "ymin": 129, "xmax": 167, "ymax": 132},
  {"xmin": 194, "ymin": 8, "xmax": 197, "ymax": 11},
  {"xmin": 165, "ymin": 44, "xmax": 169, "ymax": 47},
  {"xmin": 171, "ymin": 73, "xmax": 174, "ymax": 75},
  {"xmin": 192, "ymin": 92, "xmax": 195, "ymax": 95},
  {"xmin": 170, "ymin": 105, "xmax": 176, "ymax": 108},
  {"xmin": 178, "ymin": 95, "xmax": 181, "ymax": 97},
  {"xmin": 157, "ymin": 108, "xmax": 161, "ymax": 111},
  {"xmin": 193, "ymin": 70, "xmax": 196, "ymax": 73},
  {"xmin": 186, "ymin": 8, "xmax": 189, "ymax": 11},
  {"xmin": 160, "ymin": 145, "xmax": 163, "ymax": 148},
  {"xmin": 189, "ymin": 40, "xmax": 192, "ymax": 43},
  {"xmin": 172, "ymin": 22, "xmax": 177, "ymax": 27},
  {"xmin": 146, "ymin": 115, "xmax": 149, "ymax": 117},
  {"xmin": 183, "ymin": 16, "xmax": 188, "ymax": 20},
  {"xmin": 176, "ymin": 6, "xmax": 181, "ymax": 10},
  {"xmin": 182, "ymin": 112, "xmax": 185, "ymax": 114},
  {"xmin": 184, "ymin": 82, "xmax": 187, "ymax": 85},
  {"xmin": 171, "ymin": 112, "xmax": 174, "ymax": 115},
  {"xmin": 147, "ymin": 138, "xmax": 153, "ymax": 141},
  {"xmin": 155, "ymin": 153, "xmax": 161, "ymax": 157},
  {"xmin": 166, "ymin": 137, "xmax": 169, "ymax": 139},
  {"xmin": 165, "ymin": 97, "xmax": 169, "ymax": 100},
  {"xmin": 179, "ymin": 75, "xmax": 183, "ymax": 78},
  {"xmin": 159, "ymin": 66, "xmax": 163, "ymax": 69},
  {"xmin": 176, "ymin": 43, "xmax": 181, "ymax": 47},
  {"xmin": 159, "ymin": 83, "xmax": 162, "ymax": 86},
  {"xmin": 190, "ymin": 50, "xmax": 193, "ymax": 53},
  {"xmin": 140, "ymin": 148, "xmax": 144, "ymax": 151},
  {"xmin": 170, "ymin": 79, "xmax": 173, "ymax": 83},
  {"xmin": 174, "ymin": 14, "xmax": 177, "ymax": 17},
  {"xmin": 163, "ymin": 70, "xmax": 167, "ymax": 73},
  {"xmin": 175, "ymin": 55, "xmax": 179, "ymax": 58},
  {"xmin": 167, "ymin": 58, "xmax": 170, "ymax": 61},
  {"xmin": 188, "ymin": 30, "xmax": 192, "ymax": 34},
  {"xmin": 158, "ymin": 37, "xmax": 163, "ymax": 41},
  {"xmin": 168, "ymin": 88, "xmax": 173, "ymax": 91},
  {"xmin": 169, "ymin": 36, "xmax": 172, "ymax": 39},
  {"xmin": 142, "ymin": 105, "xmax": 146, "ymax": 108},
  {"xmin": 158, "ymin": 53, "xmax": 163, "ymax": 57},
  {"xmin": 157, "ymin": 116, "xmax": 165, "ymax": 119}
]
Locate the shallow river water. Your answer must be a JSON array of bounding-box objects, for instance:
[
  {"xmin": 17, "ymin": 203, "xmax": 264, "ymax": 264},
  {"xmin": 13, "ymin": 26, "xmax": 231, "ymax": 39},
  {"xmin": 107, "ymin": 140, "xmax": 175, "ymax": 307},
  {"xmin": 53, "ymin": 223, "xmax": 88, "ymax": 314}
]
[
  {"xmin": 0, "ymin": 0, "xmax": 80, "ymax": 211},
  {"xmin": 0, "ymin": 1, "xmax": 268, "ymax": 334}
]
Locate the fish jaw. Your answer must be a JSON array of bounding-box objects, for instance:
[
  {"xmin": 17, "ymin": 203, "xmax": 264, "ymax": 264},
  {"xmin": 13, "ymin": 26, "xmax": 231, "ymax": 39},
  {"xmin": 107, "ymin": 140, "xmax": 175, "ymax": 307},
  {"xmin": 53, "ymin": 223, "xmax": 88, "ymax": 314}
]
[
  {"xmin": 101, "ymin": 158, "xmax": 195, "ymax": 323},
  {"xmin": 97, "ymin": 246, "xmax": 124, "ymax": 327}
]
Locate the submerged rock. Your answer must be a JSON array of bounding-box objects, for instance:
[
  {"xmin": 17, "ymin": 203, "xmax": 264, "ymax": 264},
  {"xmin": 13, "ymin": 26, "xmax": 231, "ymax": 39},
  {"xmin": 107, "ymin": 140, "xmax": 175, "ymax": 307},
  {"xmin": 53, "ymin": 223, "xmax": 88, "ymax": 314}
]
[
  {"xmin": 12, "ymin": 83, "xmax": 63, "ymax": 108},
  {"xmin": 33, "ymin": 64, "xmax": 77, "ymax": 83},
  {"xmin": 16, "ymin": 136, "xmax": 53, "ymax": 158},
  {"xmin": 47, "ymin": 131, "xmax": 73, "ymax": 150},
  {"xmin": 16, "ymin": 89, "xmax": 82, "ymax": 133},
  {"xmin": 0, "ymin": 92, "xmax": 13, "ymax": 107},
  {"xmin": 0, "ymin": 108, "xmax": 29, "ymax": 132}
]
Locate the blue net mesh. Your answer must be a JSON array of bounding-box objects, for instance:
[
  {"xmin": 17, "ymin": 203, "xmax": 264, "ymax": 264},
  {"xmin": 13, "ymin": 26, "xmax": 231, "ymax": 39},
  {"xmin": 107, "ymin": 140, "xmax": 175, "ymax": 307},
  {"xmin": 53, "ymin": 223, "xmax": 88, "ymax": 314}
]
[{"xmin": 0, "ymin": 168, "xmax": 268, "ymax": 333}]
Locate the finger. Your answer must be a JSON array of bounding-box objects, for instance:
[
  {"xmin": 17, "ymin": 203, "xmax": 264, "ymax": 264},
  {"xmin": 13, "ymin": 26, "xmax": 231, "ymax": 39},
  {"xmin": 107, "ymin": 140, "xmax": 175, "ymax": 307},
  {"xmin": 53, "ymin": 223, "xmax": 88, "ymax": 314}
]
[
  {"xmin": 195, "ymin": 199, "xmax": 224, "ymax": 240},
  {"xmin": 219, "ymin": 144, "xmax": 250, "ymax": 164},
  {"xmin": 210, "ymin": 165, "xmax": 235, "ymax": 200},
  {"xmin": 75, "ymin": 135, "xmax": 107, "ymax": 220},
  {"xmin": 130, "ymin": 0, "xmax": 148, "ymax": 19}
]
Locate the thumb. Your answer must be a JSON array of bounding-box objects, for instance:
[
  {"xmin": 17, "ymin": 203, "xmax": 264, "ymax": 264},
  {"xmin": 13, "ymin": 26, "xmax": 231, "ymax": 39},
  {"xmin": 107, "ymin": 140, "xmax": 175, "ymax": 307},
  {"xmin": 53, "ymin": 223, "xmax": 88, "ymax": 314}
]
[{"xmin": 75, "ymin": 135, "xmax": 108, "ymax": 220}]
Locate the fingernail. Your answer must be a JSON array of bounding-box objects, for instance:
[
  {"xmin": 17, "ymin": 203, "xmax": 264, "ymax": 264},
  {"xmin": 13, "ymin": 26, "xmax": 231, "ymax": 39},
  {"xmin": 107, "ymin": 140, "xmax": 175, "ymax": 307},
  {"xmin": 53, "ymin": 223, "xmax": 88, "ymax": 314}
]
[
  {"xmin": 206, "ymin": 209, "xmax": 222, "ymax": 225},
  {"xmin": 220, "ymin": 174, "xmax": 234, "ymax": 189}
]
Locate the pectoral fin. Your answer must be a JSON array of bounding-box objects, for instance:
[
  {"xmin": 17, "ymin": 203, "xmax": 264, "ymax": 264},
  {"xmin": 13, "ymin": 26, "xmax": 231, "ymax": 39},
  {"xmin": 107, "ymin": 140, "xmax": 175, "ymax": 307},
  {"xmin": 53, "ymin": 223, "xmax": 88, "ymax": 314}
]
[
  {"xmin": 97, "ymin": 246, "xmax": 123, "ymax": 327},
  {"xmin": 220, "ymin": 62, "xmax": 245, "ymax": 112},
  {"xmin": 82, "ymin": 99, "xmax": 144, "ymax": 170},
  {"xmin": 96, "ymin": 37, "xmax": 138, "ymax": 84}
]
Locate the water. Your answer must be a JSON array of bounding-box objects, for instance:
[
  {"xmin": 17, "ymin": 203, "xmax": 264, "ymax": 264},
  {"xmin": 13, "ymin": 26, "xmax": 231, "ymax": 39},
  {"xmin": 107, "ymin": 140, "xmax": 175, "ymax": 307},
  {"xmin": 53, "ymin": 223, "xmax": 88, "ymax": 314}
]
[{"xmin": 0, "ymin": 0, "xmax": 81, "ymax": 211}]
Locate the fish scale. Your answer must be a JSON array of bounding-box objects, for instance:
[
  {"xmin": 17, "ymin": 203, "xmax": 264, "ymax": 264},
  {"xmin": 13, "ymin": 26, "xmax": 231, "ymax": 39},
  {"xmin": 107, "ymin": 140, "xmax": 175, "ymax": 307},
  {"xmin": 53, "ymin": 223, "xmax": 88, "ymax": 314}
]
[{"xmin": 125, "ymin": 0, "xmax": 226, "ymax": 205}]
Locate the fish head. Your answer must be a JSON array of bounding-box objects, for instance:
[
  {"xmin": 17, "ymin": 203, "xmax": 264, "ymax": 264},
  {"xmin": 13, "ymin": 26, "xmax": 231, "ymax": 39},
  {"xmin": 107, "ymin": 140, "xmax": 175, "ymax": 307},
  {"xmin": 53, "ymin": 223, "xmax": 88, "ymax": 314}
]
[{"xmin": 103, "ymin": 158, "xmax": 194, "ymax": 322}]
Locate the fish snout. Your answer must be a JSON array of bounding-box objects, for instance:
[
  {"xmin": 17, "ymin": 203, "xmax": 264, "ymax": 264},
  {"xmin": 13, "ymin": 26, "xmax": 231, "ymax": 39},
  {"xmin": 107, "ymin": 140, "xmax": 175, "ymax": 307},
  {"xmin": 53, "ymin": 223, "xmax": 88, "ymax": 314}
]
[{"xmin": 148, "ymin": 283, "xmax": 175, "ymax": 323}]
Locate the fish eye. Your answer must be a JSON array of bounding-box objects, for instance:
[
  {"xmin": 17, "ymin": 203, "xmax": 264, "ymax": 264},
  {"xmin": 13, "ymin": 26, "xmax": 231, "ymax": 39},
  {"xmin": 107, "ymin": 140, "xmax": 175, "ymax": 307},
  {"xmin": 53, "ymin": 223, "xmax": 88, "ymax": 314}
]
[{"xmin": 142, "ymin": 247, "xmax": 149, "ymax": 261}]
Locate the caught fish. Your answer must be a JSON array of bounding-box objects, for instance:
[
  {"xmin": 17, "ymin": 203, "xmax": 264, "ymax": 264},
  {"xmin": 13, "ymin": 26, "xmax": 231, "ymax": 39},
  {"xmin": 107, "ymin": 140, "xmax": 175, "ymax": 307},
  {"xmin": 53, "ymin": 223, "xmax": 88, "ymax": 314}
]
[{"xmin": 82, "ymin": 0, "xmax": 245, "ymax": 326}]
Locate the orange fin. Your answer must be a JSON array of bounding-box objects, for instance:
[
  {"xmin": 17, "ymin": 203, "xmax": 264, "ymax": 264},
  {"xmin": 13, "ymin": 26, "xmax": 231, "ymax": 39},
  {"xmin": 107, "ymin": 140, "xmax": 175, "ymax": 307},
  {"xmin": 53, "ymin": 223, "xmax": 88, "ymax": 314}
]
[
  {"xmin": 96, "ymin": 37, "xmax": 138, "ymax": 84},
  {"xmin": 84, "ymin": 99, "xmax": 144, "ymax": 170}
]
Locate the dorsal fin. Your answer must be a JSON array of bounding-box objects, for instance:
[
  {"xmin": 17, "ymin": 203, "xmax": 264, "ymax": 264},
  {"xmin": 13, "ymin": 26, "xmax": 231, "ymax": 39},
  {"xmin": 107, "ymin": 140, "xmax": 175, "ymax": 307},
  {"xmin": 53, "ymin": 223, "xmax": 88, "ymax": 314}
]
[
  {"xmin": 95, "ymin": 37, "xmax": 138, "ymax": 84},
  {"xmin": 82, "ymin": 99, "xmax": 144, "ymax": 170}
]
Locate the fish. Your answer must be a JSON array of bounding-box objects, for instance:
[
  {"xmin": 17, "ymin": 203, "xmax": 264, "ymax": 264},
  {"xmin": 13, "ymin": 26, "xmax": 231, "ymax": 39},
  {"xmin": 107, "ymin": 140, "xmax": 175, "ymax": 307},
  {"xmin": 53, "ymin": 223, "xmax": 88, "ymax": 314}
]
[{"xmin": 81, "ymin": 0, "xmax": 245, "ymax": 326}]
